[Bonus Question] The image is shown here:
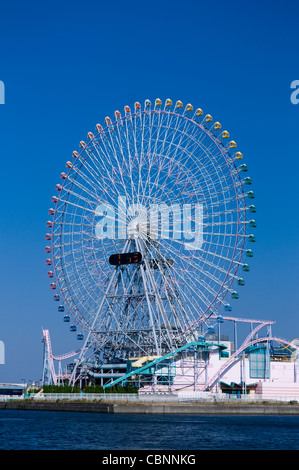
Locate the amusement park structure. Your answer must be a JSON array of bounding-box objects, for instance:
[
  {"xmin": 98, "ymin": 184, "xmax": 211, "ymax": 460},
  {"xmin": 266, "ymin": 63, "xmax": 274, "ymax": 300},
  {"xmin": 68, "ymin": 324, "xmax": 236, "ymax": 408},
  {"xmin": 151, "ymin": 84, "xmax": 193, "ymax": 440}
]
[
  {"xmin": 42, "ymin": 329, "xmax": 80, "ymax": 386},
  {"xmin": 42, "ymin": 98, "xmax": 299, "ymax": 399}
]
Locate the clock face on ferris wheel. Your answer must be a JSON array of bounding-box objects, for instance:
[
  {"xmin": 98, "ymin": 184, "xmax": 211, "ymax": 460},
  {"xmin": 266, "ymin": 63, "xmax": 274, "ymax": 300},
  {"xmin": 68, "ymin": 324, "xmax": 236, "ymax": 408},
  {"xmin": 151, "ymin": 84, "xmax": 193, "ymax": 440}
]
[{"xmin": 45, "ymin": 98, "xmax": 255, "ymax": 355}]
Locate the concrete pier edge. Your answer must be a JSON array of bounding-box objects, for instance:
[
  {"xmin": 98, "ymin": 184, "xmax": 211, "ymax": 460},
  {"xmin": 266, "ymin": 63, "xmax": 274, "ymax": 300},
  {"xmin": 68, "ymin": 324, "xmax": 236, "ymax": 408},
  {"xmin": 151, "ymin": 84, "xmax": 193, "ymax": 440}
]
[{"xmin": 1, "ymin": 400, "xmax": 299, "ymax": 415}]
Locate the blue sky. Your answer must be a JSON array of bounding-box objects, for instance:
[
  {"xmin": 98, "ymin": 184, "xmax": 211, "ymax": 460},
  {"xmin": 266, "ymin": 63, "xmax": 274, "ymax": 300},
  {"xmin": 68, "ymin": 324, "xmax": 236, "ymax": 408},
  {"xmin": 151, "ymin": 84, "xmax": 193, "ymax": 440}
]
[{"xmin": 1, "ymin": 0, "xmax": 299, "ymax": 383}]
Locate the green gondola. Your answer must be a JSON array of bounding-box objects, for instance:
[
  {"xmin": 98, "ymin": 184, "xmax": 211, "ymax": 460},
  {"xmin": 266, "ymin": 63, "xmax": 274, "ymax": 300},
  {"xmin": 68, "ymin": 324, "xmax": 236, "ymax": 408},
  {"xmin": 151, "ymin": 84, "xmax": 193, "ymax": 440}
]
[
  {"xmin": 240, "ymin": 164, "xmax": 248, "ymax": 172},
  {"xmin": 242, "ymin": 264, "xmax": 250, "ymax": 272}
]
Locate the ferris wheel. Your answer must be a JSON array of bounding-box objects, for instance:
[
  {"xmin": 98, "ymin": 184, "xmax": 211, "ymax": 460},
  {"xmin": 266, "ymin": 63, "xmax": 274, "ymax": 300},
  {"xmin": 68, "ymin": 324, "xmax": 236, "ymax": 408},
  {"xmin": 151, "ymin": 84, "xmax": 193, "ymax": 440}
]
[{"xmin": 45, "ymin": 98, "xmax": 256, "ymax": 365}]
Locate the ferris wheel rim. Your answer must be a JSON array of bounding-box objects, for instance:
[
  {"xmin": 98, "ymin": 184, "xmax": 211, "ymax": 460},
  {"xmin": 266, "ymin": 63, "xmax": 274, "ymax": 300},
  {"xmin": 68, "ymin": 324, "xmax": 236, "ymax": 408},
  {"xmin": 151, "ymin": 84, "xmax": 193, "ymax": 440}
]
[{"xmin": 46, "ymin": 99, "xmax": 252, "ymax": 341}]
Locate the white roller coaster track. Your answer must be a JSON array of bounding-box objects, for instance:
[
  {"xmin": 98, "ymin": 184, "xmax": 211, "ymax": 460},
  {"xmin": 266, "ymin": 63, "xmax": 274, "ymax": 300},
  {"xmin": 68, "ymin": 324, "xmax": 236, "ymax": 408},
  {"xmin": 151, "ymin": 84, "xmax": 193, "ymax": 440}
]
[
  {"xmin": 42, "ymin": 329, "xmax": 81, "ymax": 385},
  {"xmin": 203, "ymin": 331, "xmax": 299, "ymax": 391}
]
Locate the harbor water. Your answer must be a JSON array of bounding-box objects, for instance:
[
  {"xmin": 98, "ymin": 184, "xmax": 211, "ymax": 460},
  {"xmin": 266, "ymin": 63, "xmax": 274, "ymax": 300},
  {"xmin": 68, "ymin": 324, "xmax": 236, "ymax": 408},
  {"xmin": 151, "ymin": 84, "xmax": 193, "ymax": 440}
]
[{"xmin": 0, "ymin": 410, "xmax": 299, "ymax": 450}]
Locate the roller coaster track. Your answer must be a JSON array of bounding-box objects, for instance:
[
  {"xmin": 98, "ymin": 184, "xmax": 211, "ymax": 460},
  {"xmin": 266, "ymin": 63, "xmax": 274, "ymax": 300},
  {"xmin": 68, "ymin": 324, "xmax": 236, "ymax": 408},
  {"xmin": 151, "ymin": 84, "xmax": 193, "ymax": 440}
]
[
  {"xmin": 42, "ymin": 329, "xmax": 81, "ymax": 385},
  {"xmin": 203, "ymin": 334, "xmax": 299, "ymax": 391}
]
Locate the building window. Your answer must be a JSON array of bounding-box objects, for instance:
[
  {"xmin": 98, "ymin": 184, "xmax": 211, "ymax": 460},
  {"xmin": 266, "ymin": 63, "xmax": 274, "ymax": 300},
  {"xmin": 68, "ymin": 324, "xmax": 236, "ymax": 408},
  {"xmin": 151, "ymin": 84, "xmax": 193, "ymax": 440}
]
[{"xmin": 249, "ymin": 346, "xmax": 269, "ymax": 379}]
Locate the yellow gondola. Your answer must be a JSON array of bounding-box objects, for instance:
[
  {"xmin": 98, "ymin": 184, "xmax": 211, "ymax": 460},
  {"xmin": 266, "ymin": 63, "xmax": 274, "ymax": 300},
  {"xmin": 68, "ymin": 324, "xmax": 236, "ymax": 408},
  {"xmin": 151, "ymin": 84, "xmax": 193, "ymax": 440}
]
[{"xmin": 222, "ymin": 130, "xmax": 229, "ymax": 138}]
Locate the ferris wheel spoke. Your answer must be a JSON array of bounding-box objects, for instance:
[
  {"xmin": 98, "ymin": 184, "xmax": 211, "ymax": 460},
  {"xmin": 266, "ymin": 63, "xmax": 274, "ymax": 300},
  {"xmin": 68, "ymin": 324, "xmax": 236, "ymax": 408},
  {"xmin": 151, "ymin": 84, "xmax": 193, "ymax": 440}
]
[
  {"xmin": 149, "ymin": 237, "xmax": 220, "ymax": 322},
  {"xmin": 154, "ymin": 237, "xmax": 237, "ymax": 306}
]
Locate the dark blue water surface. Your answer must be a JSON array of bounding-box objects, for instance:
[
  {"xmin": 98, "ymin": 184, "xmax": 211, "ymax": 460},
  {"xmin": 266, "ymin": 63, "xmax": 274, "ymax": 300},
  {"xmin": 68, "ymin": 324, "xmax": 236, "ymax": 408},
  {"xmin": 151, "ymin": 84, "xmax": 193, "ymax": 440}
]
[{"xmin": 0, "ymin": 410, "xmax": 299, "ymax": 450}]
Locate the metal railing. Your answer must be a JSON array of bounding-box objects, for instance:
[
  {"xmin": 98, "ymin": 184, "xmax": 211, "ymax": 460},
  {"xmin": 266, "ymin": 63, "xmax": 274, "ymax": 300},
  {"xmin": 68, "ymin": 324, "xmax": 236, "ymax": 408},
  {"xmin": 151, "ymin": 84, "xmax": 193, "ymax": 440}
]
[{"xmin": 21, "ymin": 392, "xmax": 299, "ymax": 403}]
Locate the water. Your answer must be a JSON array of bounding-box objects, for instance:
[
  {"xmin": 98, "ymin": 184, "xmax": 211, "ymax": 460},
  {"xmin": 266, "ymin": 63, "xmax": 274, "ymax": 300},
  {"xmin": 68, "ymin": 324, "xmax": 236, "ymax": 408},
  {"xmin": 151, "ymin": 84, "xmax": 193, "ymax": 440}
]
[{"xmin": 0, "ymin": 410, "xmax": 299, "ymax": 450}]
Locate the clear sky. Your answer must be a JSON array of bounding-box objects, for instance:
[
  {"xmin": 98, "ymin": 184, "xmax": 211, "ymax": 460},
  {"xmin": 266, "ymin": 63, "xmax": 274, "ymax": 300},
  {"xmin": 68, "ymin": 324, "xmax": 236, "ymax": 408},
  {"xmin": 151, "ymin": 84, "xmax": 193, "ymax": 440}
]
[{"xmin": 1, "ymin": 0, "xmax": 299, "ymax": 383}]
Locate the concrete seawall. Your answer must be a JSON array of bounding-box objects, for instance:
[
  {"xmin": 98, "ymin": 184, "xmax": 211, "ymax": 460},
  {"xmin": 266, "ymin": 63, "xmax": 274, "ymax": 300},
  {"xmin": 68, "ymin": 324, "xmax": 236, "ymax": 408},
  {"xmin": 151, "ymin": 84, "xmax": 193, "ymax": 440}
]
[{"xmin": 1, "ymin": 400, "xmax": 299, "ymax": 415}]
